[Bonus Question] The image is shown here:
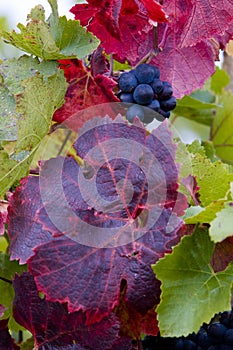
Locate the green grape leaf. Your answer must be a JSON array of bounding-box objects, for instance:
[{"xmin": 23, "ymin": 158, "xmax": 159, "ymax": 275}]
[
  {"xmin": 0, "ymin": 253, "xmax": 26, "ymax": 331},
  {"xmin": 153, "ymin": 227, "xmax": 233, "ymax": 337},
  {"xmin": 0, "ymin": 62, "xmax": 67, "ymax": 195},
  {"xmin": 0, "ymin": 148, "xmax": 35, "ymax": 197},
  {"xmin": 15, "ymin": 70, "xmax": 67, "ymax": 152},
  {"xmin": 184, "ymin": 200, "xmax": 226, "ymax": 224},
  {"xmin": 191, "ymin": 154, "xmax": 231, "ymax": 206},
  {"xmin": 174, "ymin": 93, "xmax": 218, "ymax": 126},
  {"xmin": 1, "ymin": 2, "xmax": 99, "ymax": 60},
  {"xmin": 0, "ymin": 85, "xmax": 18, "ymax": 141},
  {"xmin": 211, "ymin": 91, "xmax": 233, "ymax": 164},
  {"xmin": 209, "ymin": 202, "xmax": 233, "ymax": 242},
  {"xmin": 0, "ymin": 55, "xmax": 59, "ymax": 95},
  {"xmin": 211, "ymin": 67, "xmax": 230, "ymax": 94}
]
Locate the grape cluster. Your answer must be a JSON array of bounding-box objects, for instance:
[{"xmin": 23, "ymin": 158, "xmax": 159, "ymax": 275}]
[
  {"xmin": 118, "ymin": 63, "xmax": 176, "ymax": 124},
  {"xmin": 142, "ymin": 309, "xmax": 233, "ymax": 350}
]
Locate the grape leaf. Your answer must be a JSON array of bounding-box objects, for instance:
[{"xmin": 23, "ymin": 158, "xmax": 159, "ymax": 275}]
[
  {"xmin": 184, "ymin": 200, "xmax": 226, "ymax": 224},
  {"xmin": 0, "ymin": 55, "xmax": 59, "ymax": 96},
  {"xmin": 13, "ymin": 272, "xmax": 133, "ymax": 350},
  {"xmin": 152, "ymin": 29, "xmax": 215, "ymax": 98},
  {"xmin": 1, "ymin": 2, "xmax": 99, "ymax": 60},
  {"xmin": 212, "ymin": 237, "xmax": 233, "ymax": 272},
  {"xmin": 191, "ymin": 154, "xmax": 231, "ymax": 206},
  {"xmin": 153, "ymin": 227, "xmax": 233, "ymax": 337},
  {"xmin": 71, "ymin": 0, "xmax": 157, "ymax": 65},
  {"xmin": 53, "ymin": 59, "xmax": 119, "ymax": 125},
  {"xmin": 0, "ymin": 253, "xmax": 27, "ymax": 331},
  {"xmin": 8, "ymin": 117, "xmax": 186, "ymax": 335},
  {"xmin": 0, "ymin": 319, "xmax": 20, "ymax": 350},
  {"xmin": 179, "ymin": 0, "xmax": 233, "ymax": 48},
  {"xmin": 209, "ymin": 202, "xmax": 233, "ymax": 242},
  {"xmin": 210, "ymin": 91, "xmax": 233, "ymax": 164},
  {"xmin": 0, "ymin": 84, "xmax": 18, "ymax": 142},
  {"xmin": 0, "ymin": 201, "xmax": 7, "ymax": 235},
  {"xmin": 210, "ymin": 67, "xmax": 230, "ymax": 94},
  {"xmin": 15, "ymin": 70, "xmax": 67, "ymax": 152}
]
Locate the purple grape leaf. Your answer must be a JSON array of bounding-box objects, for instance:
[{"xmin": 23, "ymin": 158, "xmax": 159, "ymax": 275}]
[
  {"xmin": 8, "ymin": 117, "xmax": 186, "ymax": 335},
  {"xmin": 90, "ymin": 46, "xmax": 109, "ymax": 77},
  {"xmin": 7, "ymin": 176, "xmax": 53, "ymax": 264},
  {"xmin": 13, "ymin": 272, "xmax": 133, "ymax": 350},
  {"xmin": 53, "ymin": 59, "xmax": 119, "ymax": 125},
  {"xmin": 0, "ymin": 319, "xmax": 19, "ymax": 350}
]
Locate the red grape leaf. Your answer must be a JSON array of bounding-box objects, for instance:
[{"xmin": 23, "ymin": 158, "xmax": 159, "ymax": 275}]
[
  {"xmin": 70, "ymin": 0, "xmax": 160, "ymax": 65},
  {"xmin": 13, "ymin": 272, "xmax": 133, "ymax": 350},
  {"xmin": 211, "ymin": 236, "xmax": 233, "ymax": 272},
  {"xmin": 53, "ymin": 59, "xmax": 119, "ymax": 125},
  {"xmin": 0, "ymin": 319, "xmax": 19, "ymax": 350},
  {"xmin": 179, "ymin": 0, "xmax": 233, "ymax": 48},
  {"xmin": 90, "ymin": 46, "xmax": 109, "ymax": 77},
  {"xmin": 9, "ymin": 117, "xmax": 186, "ymax": 335},
  {"xmin": 152, "ymin": 27, "xmax": 215, "ymax": 98},
  {"xmin": 0, "ymin": 202, "xmax": 7, "ymax": 235}
]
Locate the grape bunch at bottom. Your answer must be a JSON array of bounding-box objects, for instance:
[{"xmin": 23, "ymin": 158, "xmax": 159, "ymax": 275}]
[
  {"xmin": 118, "ymin": 63, "xmax": 177, "ymax": 124},
  {"xmin": 142, "ymin": 308, "xmax": 233, "ymax": 350}
]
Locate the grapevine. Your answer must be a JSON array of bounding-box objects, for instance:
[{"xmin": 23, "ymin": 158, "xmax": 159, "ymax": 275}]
[{"xmin": 0, "ymin": 1, "xmax": 233, "ymax": 349}]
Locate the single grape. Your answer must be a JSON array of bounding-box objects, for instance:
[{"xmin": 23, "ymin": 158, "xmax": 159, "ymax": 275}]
[
  {"xmin": 157, "ymin": 108, "xmax": 171, "ymax": 118},
  {"xmin": 158, "ymin": 81, "xmax": 173, "ymax": 100},
  {"xmin": 146, "ymin": 99, "xmax": 160, "ymax": 111},
  {"xmin": 207, "ymin": 323, "xmax": 227, "ymax": 344},
  {"xmin": 197, "ymin": 327, "xmax": 212, "ymax": 349},
  {"xmin": 133, "ymin": 84, "xmax": 154, "ymax": 105},
  {"xmin": 220, "ymin": 311, "xmax": 233, "ymax": 328},
  {"xmin": 183, "ymin": 339, "xmax": 197, "ymax": 350},
  {"xmin": 150, "ymin": 78, "xmax": 163, "ymax": 94},
  {"xmin": 174, "ymin": 338, "xmax": 185, "ymax": 349},
  {"xmin": 126, "ymin": 104, "xmax": 144, "ymax": 122},
  {"xmin": 160, "ymin": 96, "xmax": 177, "ymax": 111},
  {"xmin": 223, "ymin": 329, "xmax": 233, "ymax": 345},
  {"xmin": 152, "ymin": 65, "xmax": 160, "ymax": 79},
  {"xmin": 118, "ymin": 72, "xmax": 138, "ymax": 92},
  {"xmin": 119, "ymin": 92, "xmax": 134, "ymax": 103},
  {"xmin": 134, "ymin": 63, "xmax": 156, "ymax": 84}
]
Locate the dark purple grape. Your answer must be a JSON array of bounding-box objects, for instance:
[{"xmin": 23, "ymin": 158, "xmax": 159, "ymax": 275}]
[
  {"xmin": 183, "ymin": 339, "xmax": 197, "ymax": 350},
  {"xmin": 146, "ymin": 99, "xmax": 160, "ymax": 111},
  {"xmin": 151, "ymin": 65, "xmax": 160, "ymax": 79},
  {"xmin": 158, "ymin": 81, "xmax": 173, "ymax": 100},
  {"xmin": 118, "ymin": 72, "xmax": 138, "ymax": 92},
  {"xmin": 207, "ymin": 346, "xmax": 220, "ymax": 350},
  {"xmin": 197, "ymin": 327, "xmax": 212, "ymax": 349},
  {"xmin": 220, "ymin": 345, "xmax": 233, "ymax": 350},
  {"xmin": 160, "ymin": 96, "xmax": 177, "ymax": 111},
  {"xmin": 119, "ymin": 92, "xmax": 134, "ymax": 103},
  {"xmin": 126, "ymin": 104, "xmax": 144, "ymax": 122},
  {"xmin": 223, "ymin": 329, "xmax": 233, "ymax": 345},
  {"xmin": 207, "ymin": 323, "xmax": 227, "ymax": 344},
  {"xmin": 220, "ymin": 311, "xmax": 233, "ymax": 328},
  {"xmin": 150, "ymin": 78, "xmax": 163, "ymax": 94},
  {"xmin": 133, "ymin": 84, "xmax": 154, "ymax": 105},
  {"xmin": 134, "ymin": 63, "xmax": 156, "ymax": 84},
  {"xmin": 158, "ymin": 108, "xmax": 170, "ymax": 118},
  {"xmin": 174, "ymin": 338, "xmax": 184, "ymax": 349}
]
